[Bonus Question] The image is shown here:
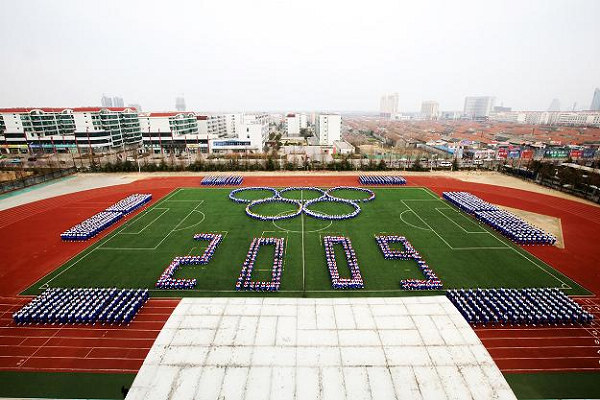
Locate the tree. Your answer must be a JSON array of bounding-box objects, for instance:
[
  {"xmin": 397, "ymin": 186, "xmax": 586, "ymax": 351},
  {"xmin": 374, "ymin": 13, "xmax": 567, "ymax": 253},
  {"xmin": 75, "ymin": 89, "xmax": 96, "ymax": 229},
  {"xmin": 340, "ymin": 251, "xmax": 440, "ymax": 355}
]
[
  {"xmin": 377, "ymin": 159, "xmax": 387, "ymax": 171},
  {"xmin": 452, "ymin": 158, "xmax": 459, "ymax": 171}
]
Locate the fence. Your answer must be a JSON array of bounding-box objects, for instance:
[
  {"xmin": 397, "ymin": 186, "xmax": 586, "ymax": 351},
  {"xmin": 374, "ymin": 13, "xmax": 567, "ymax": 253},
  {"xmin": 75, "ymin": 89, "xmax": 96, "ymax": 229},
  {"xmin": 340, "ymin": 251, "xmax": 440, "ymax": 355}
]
[{"xmin": 0, "ymin": 167, "xmax": 77, "ymax": 195}]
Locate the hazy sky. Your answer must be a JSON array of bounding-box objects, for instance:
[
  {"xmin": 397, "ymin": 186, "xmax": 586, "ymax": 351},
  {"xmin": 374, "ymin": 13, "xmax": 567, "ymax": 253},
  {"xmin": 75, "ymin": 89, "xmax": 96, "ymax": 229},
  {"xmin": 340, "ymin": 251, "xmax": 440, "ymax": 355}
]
[{"xmin": 1, "ymin": 0, "xmax": 599, "ymax": 112}]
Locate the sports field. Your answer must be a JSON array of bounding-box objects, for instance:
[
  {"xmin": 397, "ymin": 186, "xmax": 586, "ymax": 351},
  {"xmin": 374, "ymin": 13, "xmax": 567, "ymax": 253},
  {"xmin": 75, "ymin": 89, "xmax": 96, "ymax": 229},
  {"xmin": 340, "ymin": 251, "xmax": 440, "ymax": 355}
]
[{"xmin": 23, "ymin": 186, "xmax": 589, "ymax": 297}]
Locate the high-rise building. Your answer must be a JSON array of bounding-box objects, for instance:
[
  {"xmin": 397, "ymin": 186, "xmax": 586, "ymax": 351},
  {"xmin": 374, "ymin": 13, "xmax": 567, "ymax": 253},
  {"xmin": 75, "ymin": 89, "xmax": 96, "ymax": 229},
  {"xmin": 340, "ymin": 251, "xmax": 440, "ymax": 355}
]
[
  {"xmin": 112, "ymin": 97, "xmax": 124, "ymax": 108},
  {"xmin": 175, "ymin": 96, "xmax": 186, "ymax": 112},
  {"xmin": 590, "ymin": 88, "xmax": 600, "ymax": 111},
  {"xmin": 128, "ymin": 103, "xmax": 142, "ymax": 112},
  {"xmin": 315, "ymin": 113, "xmax": 342, "ymax": 145},
  {"xmin": 101, "ymin": 95, "xmax": 113, "ymax": 107},
  {"xmin": 380, "ymin": 93, "xmax": 399, "ymax": 118},
  {"xmin": 548, "ymin": 98, "xmax": 561, "ymax": 112},
  {"xmin": 420, "ymin": 101, "xmax": 439, "ymax": 120},
  {"xmin": 463, "ymin": 96, "xmax": 495, "ymax": 119}
]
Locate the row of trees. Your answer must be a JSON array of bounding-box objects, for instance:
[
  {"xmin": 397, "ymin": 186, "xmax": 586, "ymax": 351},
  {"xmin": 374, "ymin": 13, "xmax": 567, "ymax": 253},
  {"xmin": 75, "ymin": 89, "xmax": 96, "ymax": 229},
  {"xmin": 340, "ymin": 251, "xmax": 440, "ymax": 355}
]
[
  {"xmin": 87, "ymin": 157, "xmax": 438, "ymax": 173},
  {"xmin": 506, "ymin": 160, "xmax": 600, "ymax": 199}
]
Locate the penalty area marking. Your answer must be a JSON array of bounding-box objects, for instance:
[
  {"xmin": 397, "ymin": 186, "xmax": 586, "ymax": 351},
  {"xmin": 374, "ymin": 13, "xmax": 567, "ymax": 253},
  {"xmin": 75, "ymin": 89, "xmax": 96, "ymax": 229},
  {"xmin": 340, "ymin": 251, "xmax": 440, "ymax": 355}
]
[
  {"xmin": 38, "ymin": 192, "xmax": 203, "ymax": 289},
  {"xmin": 120, "ymin": 208, "xmax": 170, "ymax": 235},
  {"xmin": 404, "ymin": 200, "xmax": 573, "ymax": 290},
  {"xmin": 435, "ymin": 207, "xmax": 487, "ymax": 234},
  {"xmin": 399, "ymin": 209, "xmax": 431, "ymax": 231}
]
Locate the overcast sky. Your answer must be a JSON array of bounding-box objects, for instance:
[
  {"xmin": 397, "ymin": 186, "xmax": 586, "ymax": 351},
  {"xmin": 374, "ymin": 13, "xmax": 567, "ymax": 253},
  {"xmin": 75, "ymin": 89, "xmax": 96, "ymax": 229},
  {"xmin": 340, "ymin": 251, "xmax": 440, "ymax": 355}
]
[{"xmin": 0, "ymin": 0, "xmax": 599, "ymax": 112}]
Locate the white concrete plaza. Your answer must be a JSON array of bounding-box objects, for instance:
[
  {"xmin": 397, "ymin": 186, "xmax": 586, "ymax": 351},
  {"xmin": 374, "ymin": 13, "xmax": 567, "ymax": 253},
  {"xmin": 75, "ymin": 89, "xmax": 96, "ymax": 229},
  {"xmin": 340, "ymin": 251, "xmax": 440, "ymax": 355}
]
[{"xmin": 126, "ymin": 296, "xmax": 516, "ymax": 400}]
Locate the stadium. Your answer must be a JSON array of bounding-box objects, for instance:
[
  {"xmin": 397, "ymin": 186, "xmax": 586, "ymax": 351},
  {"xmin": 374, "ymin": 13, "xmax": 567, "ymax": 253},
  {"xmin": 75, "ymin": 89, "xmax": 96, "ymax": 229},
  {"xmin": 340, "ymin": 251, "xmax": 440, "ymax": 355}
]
[{"xmin": 0, "ymin": 171, "xmax": 598, "ymax": 399}]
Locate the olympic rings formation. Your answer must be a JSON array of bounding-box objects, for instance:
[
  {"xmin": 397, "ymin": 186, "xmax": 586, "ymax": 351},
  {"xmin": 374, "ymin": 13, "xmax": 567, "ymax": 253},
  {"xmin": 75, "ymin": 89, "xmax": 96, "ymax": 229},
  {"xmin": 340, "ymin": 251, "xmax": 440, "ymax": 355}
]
[{"xmin": 229, "ymin": 186, "xmax": 375, "ymax": 221}]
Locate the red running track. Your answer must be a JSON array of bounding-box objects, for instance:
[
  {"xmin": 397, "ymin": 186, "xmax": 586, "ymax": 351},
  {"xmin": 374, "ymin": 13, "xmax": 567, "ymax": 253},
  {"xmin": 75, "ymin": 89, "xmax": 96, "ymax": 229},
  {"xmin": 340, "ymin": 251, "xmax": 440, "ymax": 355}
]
[
  {"xmin": 0, "ymin": 174, "xmax": 599, "ymax": 374},
  {"xmin": 475, "ymin": 297, "xmax": 600, "ymax": 373},
  {"xmin": 0, "ymin": 296, "xmax": 178, "ymax": 373}
]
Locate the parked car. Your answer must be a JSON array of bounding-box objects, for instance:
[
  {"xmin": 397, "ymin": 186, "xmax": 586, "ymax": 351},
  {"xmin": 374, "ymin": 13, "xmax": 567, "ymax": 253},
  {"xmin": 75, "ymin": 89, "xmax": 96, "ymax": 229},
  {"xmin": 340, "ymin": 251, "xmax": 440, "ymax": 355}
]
[{"xmin": 439, "ymin": 161, "xmax": 453, "ymax": 168}]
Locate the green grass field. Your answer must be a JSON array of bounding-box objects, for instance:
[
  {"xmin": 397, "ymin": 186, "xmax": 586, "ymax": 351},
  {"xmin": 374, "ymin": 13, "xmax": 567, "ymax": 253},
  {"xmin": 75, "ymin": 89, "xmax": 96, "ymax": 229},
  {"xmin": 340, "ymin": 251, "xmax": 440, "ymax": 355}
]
[{"xmin": 24, "ymin": 187, "xmax": 590, "ymax": 297}]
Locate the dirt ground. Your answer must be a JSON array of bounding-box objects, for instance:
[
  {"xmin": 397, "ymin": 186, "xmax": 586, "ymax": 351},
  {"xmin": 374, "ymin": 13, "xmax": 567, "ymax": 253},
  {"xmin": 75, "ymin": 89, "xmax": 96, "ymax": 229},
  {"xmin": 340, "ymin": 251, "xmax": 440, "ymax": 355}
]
[
  {"xmin": 1, "ymin": 170, "xmax": 597, "ymax": 212},
  {"xmin": 496, "ymin": 205, "xmax": 565, "ymax": 249}
]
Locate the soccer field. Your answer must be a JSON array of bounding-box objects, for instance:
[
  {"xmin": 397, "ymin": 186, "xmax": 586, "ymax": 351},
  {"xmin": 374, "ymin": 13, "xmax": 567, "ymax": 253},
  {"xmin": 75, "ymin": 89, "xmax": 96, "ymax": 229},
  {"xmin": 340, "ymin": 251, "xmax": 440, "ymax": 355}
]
[{"xmin": 24, "ymin": 186, "xmax": 589, "ymax": 297}]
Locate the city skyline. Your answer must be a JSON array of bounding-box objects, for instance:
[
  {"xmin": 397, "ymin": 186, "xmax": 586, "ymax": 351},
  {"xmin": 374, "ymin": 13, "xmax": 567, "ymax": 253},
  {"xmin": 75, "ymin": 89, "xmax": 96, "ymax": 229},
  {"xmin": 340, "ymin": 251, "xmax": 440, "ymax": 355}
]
[{"xmin": 0, "ymin": 0, "xmax": 598, "ymax": 112}]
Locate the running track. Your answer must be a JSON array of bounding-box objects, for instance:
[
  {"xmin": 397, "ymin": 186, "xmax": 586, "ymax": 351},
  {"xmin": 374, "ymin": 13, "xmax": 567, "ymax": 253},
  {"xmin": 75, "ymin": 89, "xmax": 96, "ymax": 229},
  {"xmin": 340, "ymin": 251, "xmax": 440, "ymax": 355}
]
[{"xmin": 0, "ymin": 175, "xmax": 599, "ymax": 374}]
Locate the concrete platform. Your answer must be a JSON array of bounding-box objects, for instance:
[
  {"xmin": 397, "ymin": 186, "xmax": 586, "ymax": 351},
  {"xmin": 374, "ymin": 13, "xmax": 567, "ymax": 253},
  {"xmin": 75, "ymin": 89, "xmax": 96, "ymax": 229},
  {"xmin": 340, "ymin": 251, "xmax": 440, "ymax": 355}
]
[{"xmin": 126, "ymin": 296, "xmax": 516, "ymax": 400}]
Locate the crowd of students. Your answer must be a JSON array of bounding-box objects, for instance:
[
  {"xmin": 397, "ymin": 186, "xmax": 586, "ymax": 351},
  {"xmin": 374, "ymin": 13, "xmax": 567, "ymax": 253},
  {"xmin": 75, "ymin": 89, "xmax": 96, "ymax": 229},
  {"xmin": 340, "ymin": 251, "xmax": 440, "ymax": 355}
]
[
  {"xmin": 323, "ymin": 236, "xmax": 364, "ymax": 289},
  {"xmin": 375, "ymin": 235, "xmax": 443, "ymax": 290},
  {"xmin": 327, "ymin": 186, "xmax": 376, "ymax": 202},
  {"xmin": 155, "ymin": 233, "xmax": 223, "ymax": 290},
  {"xmin": 61, "ymin": 193, "xmax": 152, "ymax": 241},
  {"xmin": 60, "ymin": 211, "xmax": 123, "ymax": 241},
  {"xmin": 201, "ymin": 176, "xmax": 243, "ymax": 186},
  {"xmin": 13, "ymin": 288, "xmax": 149, "ymax": 325},
  {"xmin": 229, "ymin": 187, "xmax": 278, "ymax": 204},
  {"xmin": 229, "ymin": 186, "xmax": 375, "ymax": 221},
  {"xmin": 474, "ymin": 210, "xmax": 557, "ymax": 245},
  {"xmin": 447, "ymin": 287, "xmax": 595, "ymax": 326},
  {"xmin": 105, "ymin": 194, "xmax": 152, "ymax": 215},
  {"xmin": 279, "ymin": 186, "xmax": 326, "ymax": 199},
  {"xmin": 245, "ymin": 197, "xmax": 303, "ymax": 221},
  {"xmin": 443, "ymin": 191, "xmax": 556, "ymax": 245},
  {"xmin": 303, "ymin": 196, "xmax": 361, "ymax": 220},
  {"xmin": 192, "ymin": 233, "xmax": 224, "ymax": 263},
  {"xmin": 155, "ymin": 257, "xmax": 198, "ymax": 290},
  {"xmin": 359, "ymin": 175, "xmax": 406, "ymax": 185},
  {"xmin": 235, "ymin": 237, "xmax": 284, "ymax": 291},
  {"xmin": 443, "ymin": 191, "xmax": 498, "ymax": 214}
]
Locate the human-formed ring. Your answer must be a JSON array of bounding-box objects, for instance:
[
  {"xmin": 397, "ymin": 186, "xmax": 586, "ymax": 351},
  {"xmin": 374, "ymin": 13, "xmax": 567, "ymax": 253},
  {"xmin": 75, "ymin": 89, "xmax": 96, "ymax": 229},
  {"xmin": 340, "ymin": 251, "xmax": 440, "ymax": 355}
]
[
  {"xmin": 230, "ymin": 186, "xmax": 371, "ymax": 221},
  {"xmin": 326, "ymin": 186, "xmax": 375, "ymax": 203},
  {"xmin": 278, "ymin": 186, "xmax": 326, "ymax": 202},
  {"xmin": 246, "ymin": 197, "xmax": 303, "ymax": 221},
  {"xmin": 303, "ymin": 195, "xmax": 361, "ymax": 220},
  {"xmin": 229, "ymin": 187, "xmax": 279, "ymax": 204}
]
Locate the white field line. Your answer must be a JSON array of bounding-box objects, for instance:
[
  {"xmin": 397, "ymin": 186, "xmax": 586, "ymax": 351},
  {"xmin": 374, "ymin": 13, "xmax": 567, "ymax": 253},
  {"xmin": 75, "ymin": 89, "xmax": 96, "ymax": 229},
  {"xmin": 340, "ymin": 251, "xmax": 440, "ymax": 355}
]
[
  {"xmin": 435, "ymin": 207, "xmax": 487, "ymax": 234},
  {"xmin": 120, "ymin": 208, "xmax": 170, "ymax": 235},
  {"xmin": 100, "ymin": 200, "xmax": 204, "ymax": 250},
  {"xmin": 399, "ymin": 209, "xmax": 431, "ymax": 231},
  {"xmin": 301, "ymin": 189, "xmax": 305, "ymax": 292},
  {"xmin": 404, "ymin": 199, "xmax": 572, "ymax": 289},
  {"xmin": 401, "ymin": 200, "xmax": 454, "ymax": 249},
  {"xmin": 419, "ymin": 187, "xmax": 441, "ymax": 199},
  {"xmin": 38, "ymin": 188, "xmax": 190, "ymax": 288},
  {"xmin": 509, "ymin": 246, "xmax": 571, "ymax": 289}
]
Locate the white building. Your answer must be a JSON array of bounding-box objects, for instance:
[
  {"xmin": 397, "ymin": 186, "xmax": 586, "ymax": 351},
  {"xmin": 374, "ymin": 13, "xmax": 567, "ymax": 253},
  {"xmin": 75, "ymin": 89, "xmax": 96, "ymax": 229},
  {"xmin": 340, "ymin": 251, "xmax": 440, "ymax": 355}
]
[
  {"xmin": 421, "ymin": 101, "xmax": 440, "ymax": 120},
  {"xmin": 0, "ymin": 107, "xmax": 141, "ymax": 154},
  {"xmin": 380, "ymin": 93, "xmax": 399, "ymax": 118},
  {"xmin": 196, "ymin": 115, "xmax": 227, "ymax": 137},
  {"xmin": 175, "ymin": 96, "xmax": 186, "ymax": 112},
  {"xmin": 590, "ymin": 88, "xmax": 600, "ymax": 111},
  {"xmin": 223, "ymin": 113, "xmax": 242, "ymax": 136},
  {"xmin": 138, "ymin": 112, "xmax": 213, "ymax": 154},
  {"xmin": 315, "ymin": 113, "xmax": 342, "ymax": 145},
  {"xmin": 333, "ymin": 140, "xmax": 355, "ymax": 155},
  {"xmin": 490, "ymin": 111, "xmax": 600, "ymax": 127},
  {"xmin": 285, "ymin": 113, "xmax": 308, "ymax": 136},
  {"xmin": 464, "ymin": 96, "xmax": 496, "ymax": 119}
]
